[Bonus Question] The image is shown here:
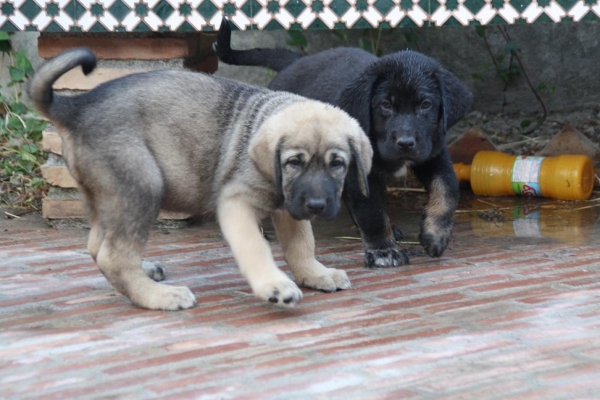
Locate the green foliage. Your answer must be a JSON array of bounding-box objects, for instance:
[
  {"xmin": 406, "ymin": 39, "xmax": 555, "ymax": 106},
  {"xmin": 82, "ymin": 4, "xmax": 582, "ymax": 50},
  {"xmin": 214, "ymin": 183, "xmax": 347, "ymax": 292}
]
[
  {"xmin": 473, "ymin": 26, "xmax": 520, "ymax": 85},
  {"xmin": 474, "ymin": 26, "xmax": 554, "ymax": 134},
  {"xmin": 286, "ymin": 30, "xmax": 308, "ymax": 53},
  {"xmin": 0, "ymin": 33, "xmax": 48, "ymax": 209},
  {"xmin": 520, "ymin": 119, "xmax": 531, "ymax": 129}
]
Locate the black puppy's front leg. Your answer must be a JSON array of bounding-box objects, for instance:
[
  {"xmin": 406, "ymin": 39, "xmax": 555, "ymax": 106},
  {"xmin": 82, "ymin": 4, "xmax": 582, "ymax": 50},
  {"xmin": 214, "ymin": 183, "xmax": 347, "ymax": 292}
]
[
  {"xmin": 344, "ymin": 168, "xmax": 409, "ymax": 267},
  {"xmin": 413, "ymin": 147, "xmax": 459, "ymax": 258}
]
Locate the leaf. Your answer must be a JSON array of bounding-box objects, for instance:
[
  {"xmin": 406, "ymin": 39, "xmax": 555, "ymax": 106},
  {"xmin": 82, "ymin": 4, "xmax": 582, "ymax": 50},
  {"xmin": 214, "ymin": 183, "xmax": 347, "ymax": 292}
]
[
  {"xmin": 286, "ymin": 30, "xmax": 307, "ymax": 49},
  {"xmin": 520, "ymin": 119, "xmax": 531, "ymax": 128},
  {"xmin": 7, "ymin": 116, "xmax": 24, "ymax": 131},
  {"xmin": 30, "ymin": 177, "xmax": 46, "ymax": 189},
  {"xmin": 504, "ymin": 41, "xmax": 521, "ymax": 54},
  {"xmin": 25, "ymin": 119, "xmax": 47, "ymax": 137},
  {"xmin": 8, "ymin": 66, "xmax": 25, "ymax": 83},
  {"xmin": 358, "ymin": 38, "xmax": 371, "ymax": 53},
  {"xmin": 508, "ymin": 65, "xmax": 520, "ymax": 76},
  {"xmin": 331, "ymin": 30, "xmax": 348, "ymax": 42},
  {"xmin": 404, "ymin": 31, "xmax": 419, "ymax": 44},
  {"xmin": 9, "ymin": 102, "xmax": 27, "ymax": 115},
  {"xmin": 19, "ymin": 149, "xmax": 37, "ymax": 163},
  {"xmin": 15, "ymin": 51, "xmax": 34, "ymax": 76},
  {"xmin": 21, "ymin": 143, "xmax": 39, "ymax": 154},
  {"xmin": 0, "ymin": 32, "xmax": 10, "ymax": 53},
  {"xmin": 475, "ymin": 26, "xmax": 487, "ymax": 38}
]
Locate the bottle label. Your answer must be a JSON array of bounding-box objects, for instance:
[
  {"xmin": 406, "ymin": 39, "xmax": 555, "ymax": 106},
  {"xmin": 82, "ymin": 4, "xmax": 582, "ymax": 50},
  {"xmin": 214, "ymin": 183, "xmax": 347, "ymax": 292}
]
[
  {"xmin": 512, "ymin": 206, "xmax": 542, "ymax": 237},
  {"xmin": 511, "ymin": 156, "xmax": 544, "ymax": 196}
]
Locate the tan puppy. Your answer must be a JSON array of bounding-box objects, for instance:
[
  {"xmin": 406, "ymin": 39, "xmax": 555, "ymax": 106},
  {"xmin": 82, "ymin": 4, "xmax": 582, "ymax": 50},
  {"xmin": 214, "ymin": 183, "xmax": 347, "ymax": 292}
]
[{"xmin": 28, "ymin": 47, "xmax": 373, "ymax": 310}]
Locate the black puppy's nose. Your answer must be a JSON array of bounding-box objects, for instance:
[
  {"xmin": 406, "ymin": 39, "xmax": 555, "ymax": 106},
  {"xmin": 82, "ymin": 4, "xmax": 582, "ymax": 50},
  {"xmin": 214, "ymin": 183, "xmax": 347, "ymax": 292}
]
[
  {"xmin": 306, "ymin": 198, "xmax": 326, "ymax": 214},
  {"xmin": 396, "ymin": 137, "xmax": 415, "ymax": 149}
]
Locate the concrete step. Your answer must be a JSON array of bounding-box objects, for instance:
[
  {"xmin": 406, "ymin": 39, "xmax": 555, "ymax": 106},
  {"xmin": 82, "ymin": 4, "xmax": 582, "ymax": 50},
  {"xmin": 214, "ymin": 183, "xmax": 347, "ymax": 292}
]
[{"xmin": 42, "ymin": 196, "xmax": 191, "ymax": 221}]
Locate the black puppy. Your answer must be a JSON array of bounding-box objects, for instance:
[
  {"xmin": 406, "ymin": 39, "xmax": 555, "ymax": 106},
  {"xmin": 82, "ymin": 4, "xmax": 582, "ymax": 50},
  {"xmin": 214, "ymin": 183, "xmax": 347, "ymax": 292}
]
[{"xmin": 216, "ymin": 19, "xmax": 472, "ymax": 267}]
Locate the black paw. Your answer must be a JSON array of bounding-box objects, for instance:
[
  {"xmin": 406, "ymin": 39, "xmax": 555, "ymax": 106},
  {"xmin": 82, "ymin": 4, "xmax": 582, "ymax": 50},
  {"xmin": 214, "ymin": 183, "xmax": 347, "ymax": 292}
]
[
  {"xmin": 419, "ymin": 231, "xmax": 451, "ymax": 258},
  {"xmin": 268, "ymin": 289, "xmax": 296, "ymax": 304},
  {"xmin": 392, "ymin": 225, "xmax": 404, "ymax": 241},
  {"xmin": 365, "ymin": 247, "xmax": 409, "ymax": 268}
]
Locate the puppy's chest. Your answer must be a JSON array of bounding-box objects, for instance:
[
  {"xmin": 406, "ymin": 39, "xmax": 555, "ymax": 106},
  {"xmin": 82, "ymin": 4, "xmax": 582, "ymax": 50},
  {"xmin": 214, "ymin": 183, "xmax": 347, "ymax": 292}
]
[{"xmin": 393, "ymin": 164, "xmax": 412, "ymax": 179}]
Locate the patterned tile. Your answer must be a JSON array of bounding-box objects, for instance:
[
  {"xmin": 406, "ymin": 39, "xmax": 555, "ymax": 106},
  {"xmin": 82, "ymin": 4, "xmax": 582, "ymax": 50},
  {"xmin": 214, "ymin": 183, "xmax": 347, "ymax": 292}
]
[{"xmin": 0, "ymin": 0, "xmax": 599, "ymax": 31}]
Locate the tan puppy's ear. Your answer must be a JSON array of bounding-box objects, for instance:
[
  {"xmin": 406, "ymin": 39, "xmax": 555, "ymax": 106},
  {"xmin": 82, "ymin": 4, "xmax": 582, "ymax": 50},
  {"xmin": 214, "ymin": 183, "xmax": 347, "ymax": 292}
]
[
  {"xmin": 348, "ymin": 130, "xmax": 373, "ymax": 198},
  {"xmin": 249, "ymin": 127, "xmax": 284, "ymax": 199}
]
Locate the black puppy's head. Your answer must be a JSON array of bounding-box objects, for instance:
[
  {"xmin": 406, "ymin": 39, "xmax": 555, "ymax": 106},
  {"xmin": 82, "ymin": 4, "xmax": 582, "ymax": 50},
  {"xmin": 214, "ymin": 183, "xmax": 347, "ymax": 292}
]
[{"xmin": 340, "ymin": 50, "xmax": 472, "ymax": 168}]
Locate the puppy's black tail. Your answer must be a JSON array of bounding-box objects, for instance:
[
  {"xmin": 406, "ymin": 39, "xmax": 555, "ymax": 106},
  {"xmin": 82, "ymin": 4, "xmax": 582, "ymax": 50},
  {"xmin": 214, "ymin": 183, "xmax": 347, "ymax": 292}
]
[
  {"xmin": 215, "ymin": 17, "xmax": 302, "ymax": 72},
  {"xmin": 27, "ymin": 47, "xmax": 96, "ymax": 120}
]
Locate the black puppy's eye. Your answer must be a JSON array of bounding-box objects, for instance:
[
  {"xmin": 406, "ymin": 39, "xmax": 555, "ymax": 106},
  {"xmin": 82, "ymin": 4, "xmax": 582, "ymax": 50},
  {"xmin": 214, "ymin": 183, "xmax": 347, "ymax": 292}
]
[
  {"xmin": 420, "ymin": 100, "xmax": 432, "ymax": 110},
  {"xmin": 380, "ymin": 100, "xmax": 392, "ymax": 111},
  {"xmin": 330, "ymin": 158, "xmax": 345, "ymax": 169}
]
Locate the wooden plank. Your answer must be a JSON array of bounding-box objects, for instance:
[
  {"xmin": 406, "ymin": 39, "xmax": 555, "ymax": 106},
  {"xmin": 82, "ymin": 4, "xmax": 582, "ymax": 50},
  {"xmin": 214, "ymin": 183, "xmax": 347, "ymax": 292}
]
[
  {"xmin": 53, "ymin": 67, "xmax": 147, "ymax": 91},
  {"xmin": 38, "ymin": 36, "xmax": 198, "ymax": 60}
]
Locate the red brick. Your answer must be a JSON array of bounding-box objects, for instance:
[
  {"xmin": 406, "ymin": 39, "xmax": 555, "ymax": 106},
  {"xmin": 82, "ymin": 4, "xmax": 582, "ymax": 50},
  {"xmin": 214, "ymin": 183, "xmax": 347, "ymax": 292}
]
[
  {"xmin": 320, "ymin": 326, "xmax": 460, "ymax": 355},
  {"xmin": 104, "ymin": 342, "xmax": 249, "ymax": 375},
  {"xmin": 470, "ymin": 276, "xmax": 556, "ymax": 292}
]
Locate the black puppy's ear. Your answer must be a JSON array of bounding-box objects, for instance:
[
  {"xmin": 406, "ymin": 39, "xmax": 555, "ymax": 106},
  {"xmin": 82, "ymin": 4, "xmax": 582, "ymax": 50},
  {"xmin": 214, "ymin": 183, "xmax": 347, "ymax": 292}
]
[
  {"xmin": 339, "ymin": 67, "xmax": 379, "ymax": 137},
  {"xmin": 436, "ymin": 68, "xmax": 473, "ymax": 132}
]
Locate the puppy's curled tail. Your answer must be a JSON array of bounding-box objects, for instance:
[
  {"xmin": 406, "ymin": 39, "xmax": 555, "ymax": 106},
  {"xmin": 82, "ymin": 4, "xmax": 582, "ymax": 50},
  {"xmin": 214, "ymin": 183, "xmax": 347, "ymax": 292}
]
[
  {"xmin": 215, "ymin": 17, "xmax": 302, "ymax": 72},
  {"xmin": 27, "ymin": 47, "xmax": 96, "ymax": 120}
]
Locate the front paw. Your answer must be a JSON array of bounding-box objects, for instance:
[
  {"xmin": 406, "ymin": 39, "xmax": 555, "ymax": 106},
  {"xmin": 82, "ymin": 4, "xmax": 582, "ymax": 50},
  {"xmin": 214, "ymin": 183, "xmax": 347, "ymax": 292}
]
[
  {"xmin": 296, "ymin": 267, "xmax": 351, "ymax": 292},
  {"xmin": 365, "ymin": 247, "xmax": 409, "ymax": 268},
  {"xmin": 254, "ymin": 279, "xmax": 303, "ymax": 308},
  {"xmin": 419, "ymin": 227, "xmax": 451, "ymax": 258}
]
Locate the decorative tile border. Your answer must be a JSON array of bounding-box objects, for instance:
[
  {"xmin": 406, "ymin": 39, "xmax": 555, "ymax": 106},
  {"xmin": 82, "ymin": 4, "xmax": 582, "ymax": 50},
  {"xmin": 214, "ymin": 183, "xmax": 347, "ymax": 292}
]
[{"xmin": 1, "ymin": 0, "xmax": 599, "ymax": 32}]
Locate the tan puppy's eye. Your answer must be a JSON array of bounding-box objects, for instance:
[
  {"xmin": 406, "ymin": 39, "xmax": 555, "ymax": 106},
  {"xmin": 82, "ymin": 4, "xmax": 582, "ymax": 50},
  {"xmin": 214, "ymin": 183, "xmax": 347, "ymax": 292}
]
[{"xmin": 286, "ymin": 157, "xmax": 303, "ymax": 168}]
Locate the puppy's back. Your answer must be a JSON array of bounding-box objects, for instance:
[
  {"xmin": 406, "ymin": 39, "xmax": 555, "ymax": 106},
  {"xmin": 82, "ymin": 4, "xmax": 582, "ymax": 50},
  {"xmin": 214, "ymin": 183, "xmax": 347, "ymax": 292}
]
[{"xmin": 270, "ymin": 47, "xmax": 375, "ymax": 103}]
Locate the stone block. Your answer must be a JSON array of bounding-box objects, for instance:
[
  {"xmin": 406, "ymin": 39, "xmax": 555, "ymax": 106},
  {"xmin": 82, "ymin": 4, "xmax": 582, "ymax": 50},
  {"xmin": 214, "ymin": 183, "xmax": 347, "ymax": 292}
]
[
  {"xmin": 42, "ymin": 198, "xmax": 85, "ymax": 219},
  {"xmin": 41, "ymin": 165, "xmax": 77, "ymax": 188},
  {"xmin": 448, "ymin": 126, "xmax": 498, "ymax": 165},
  {"xmin": 41, "ymin": 130, "xmax": 62, "ymax": 155},
  {"xmin": 42, "ymin": 197, "xmax": 191, "ymax": 220},
  {"xmin": 537, "ymin": 122, "xmax": 600, "ymax": 163}
]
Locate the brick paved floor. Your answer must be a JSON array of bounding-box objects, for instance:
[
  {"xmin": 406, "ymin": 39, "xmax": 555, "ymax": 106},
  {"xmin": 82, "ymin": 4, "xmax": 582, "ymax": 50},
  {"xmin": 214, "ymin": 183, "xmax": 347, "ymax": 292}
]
[{"xmin": 1, "ymin": 193, "xmax": 600, "ymax": 399}]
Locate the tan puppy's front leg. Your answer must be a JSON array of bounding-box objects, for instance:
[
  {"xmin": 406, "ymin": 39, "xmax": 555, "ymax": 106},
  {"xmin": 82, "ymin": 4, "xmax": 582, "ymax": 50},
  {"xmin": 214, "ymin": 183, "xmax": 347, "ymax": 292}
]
[
  {"xmin": 272, "ymin": 210, "xmax": 351, "ymax": 292},
  {"xmin": 218, "ymin": 196, "xmax": 303, "ymax": 307}
]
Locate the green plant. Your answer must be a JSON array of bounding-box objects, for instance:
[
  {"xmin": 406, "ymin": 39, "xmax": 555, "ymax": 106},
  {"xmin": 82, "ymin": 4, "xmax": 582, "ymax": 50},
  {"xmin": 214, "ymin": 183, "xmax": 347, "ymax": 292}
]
[
  {"xmin": 0, "ymin": 32, "xmax": 48, "ymax": 210},
  {"xmin": 286, "ymin": 30, "xmax": 308, "ymax": 54},
  {"xmin": 333, "ymin": 27, "xmax": 405, "ymax": 57},
  {"xmin": 474, "ymin": 26, "xmax": 553, "ymax": 134},
  {"xmin": 358, "ymin": 29, "xmax": 384, "ymax": 57}
]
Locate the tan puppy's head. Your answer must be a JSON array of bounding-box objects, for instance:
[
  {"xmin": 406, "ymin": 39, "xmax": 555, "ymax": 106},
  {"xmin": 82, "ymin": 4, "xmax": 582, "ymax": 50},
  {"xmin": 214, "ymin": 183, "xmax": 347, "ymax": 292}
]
[{"xmin": 250, "ymin": 101, "xmax": 373, "ymax": 220}]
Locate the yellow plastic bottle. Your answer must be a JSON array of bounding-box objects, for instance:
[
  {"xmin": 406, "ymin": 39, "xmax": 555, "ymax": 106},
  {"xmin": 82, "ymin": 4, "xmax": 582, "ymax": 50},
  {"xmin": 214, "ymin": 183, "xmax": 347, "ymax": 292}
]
[{"xmin": 454, "ymin": 151, "xmax": 595, "ymax": 200}]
